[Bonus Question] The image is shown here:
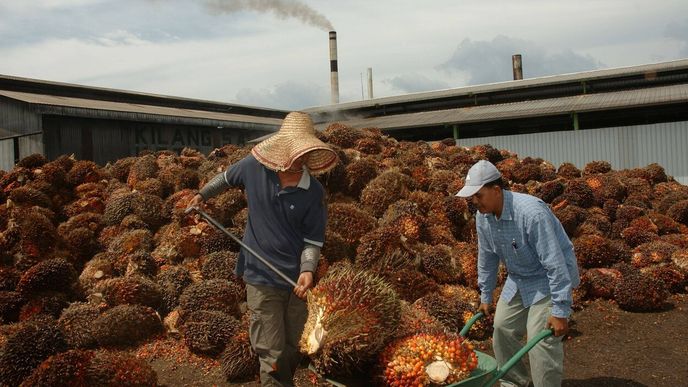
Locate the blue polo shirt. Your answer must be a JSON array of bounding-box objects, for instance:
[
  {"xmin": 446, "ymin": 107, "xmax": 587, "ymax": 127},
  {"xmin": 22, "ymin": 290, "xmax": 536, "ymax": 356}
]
[{"xmin": 222, "ymin": 154, "xmax": 327, "ymax": 289}]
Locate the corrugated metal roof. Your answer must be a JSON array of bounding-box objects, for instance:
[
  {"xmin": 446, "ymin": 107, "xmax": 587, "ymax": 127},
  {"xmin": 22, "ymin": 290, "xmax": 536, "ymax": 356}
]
[
  {"xmin": 0, "ymin": 90, "xmax": 282, "ymax": 128},
  {"xmin": 0, "ymin": 73, "xmax": 289, "ymax": 116},
  {"xmin": 306, "ymin": 59, "xmax": 688, "ymax": 111},
  {"xmin": 315, "ymin": 84, "xmax": 688, "ymax": 131}
]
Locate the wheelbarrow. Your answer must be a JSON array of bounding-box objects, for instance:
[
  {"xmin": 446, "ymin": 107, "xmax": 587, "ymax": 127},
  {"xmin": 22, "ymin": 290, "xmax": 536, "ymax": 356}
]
[
  {"xmin": 446, "ymin": 312, "xmax": 553, "ymax": 387},
  {"xmin": 309, "ymin": 312, "xmax": 554, "ymax": 387}
]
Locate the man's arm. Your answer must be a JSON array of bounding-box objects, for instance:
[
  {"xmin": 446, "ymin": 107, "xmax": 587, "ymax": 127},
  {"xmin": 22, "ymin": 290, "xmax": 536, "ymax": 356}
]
[
  {"xmin": 294, "ymin": 243, "xmax": 320, "ymax": 299},
  {"xmin": 198, "ymin": 173, "xmax": 230, "ymax": 200},
  {"xmin": 477, "ymin": 220, "xmax": 500, "ymax": 305},
  {"xmin": 189, "ymin": 157, "xmax": 248, "ymax": 206},
  {"xmin": 528, "ymin": 210, "xmax": 573, "ymax": 318},
  {"xmin": 295, "ymin": 187, "xmax": 326, "ymax": 299}
]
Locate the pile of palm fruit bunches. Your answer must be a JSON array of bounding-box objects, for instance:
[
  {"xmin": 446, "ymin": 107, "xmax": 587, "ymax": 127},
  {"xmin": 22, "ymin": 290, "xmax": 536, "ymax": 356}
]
[{"xmin": 0, "ymin": 122, "xmax": 687, "ymax": 386}]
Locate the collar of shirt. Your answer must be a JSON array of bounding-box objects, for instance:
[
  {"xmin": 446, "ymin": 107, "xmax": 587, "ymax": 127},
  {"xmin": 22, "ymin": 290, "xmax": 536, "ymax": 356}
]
[
  {"xmin": 297, "ymin": 167, "xmax": 311, "ymax": 190},
  {"xmin": 273, "ymin": 167, "xmax": 311, "ymax": 195},
  {"xmin": 478, "ymin": 190, "xmax": 514, "ymax": 221}
]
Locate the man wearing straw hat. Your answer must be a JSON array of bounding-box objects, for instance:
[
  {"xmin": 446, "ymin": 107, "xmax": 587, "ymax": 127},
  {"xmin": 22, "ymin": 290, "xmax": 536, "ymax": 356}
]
[
  {"xmin": 456, "ymin": 160, "xmax": 579, "ymax": 387},
  {"xmin": 188, "ymin": 112, "xmax": 338, "ymax": 386}
]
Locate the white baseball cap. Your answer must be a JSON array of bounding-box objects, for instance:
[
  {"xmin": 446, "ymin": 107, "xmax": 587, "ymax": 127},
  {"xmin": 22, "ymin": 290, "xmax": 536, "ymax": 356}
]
[{"xmin": 455, "ymin": 160, "xmax": 502, "ymax": 197}]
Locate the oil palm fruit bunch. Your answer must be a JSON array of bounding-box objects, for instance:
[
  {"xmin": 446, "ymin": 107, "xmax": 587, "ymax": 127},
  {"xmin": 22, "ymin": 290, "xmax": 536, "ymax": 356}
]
[
  {"xmin": 380, "ymin": 332, "xmax": 478, "ymax": 386},
  {"xmin": 300, "ymin": 264, "xmax": 401, "ymax": 377}
]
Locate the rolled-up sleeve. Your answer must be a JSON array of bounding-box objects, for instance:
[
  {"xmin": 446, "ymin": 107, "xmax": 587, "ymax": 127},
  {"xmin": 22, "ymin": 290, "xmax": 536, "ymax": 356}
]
[
  {"xmin": 528, "ymin": 211, "xmax": 573, "ymax": 318},
  {"xmin": 477, "ymin": 219, "xmax": 500, "ymax": 305}
]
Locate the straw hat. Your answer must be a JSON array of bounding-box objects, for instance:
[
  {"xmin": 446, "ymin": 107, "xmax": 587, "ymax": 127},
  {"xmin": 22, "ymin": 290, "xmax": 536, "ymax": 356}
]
[{"xmin": 252, "ymin": 112, "xmax": 338, "ymax": 175}]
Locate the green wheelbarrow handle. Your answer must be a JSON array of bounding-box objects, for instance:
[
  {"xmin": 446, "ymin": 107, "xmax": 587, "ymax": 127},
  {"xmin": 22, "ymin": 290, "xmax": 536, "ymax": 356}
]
[
  {"xmin": 459, "ymin": 311, "xmax": 485, "ymax": 337},
  {"xmin": 457, "ymin": 311, "xmax": 554, "ymax": 387},
  {"xmin": 483, "ymin": 328, "xmax": 553, "ymax": 387}
]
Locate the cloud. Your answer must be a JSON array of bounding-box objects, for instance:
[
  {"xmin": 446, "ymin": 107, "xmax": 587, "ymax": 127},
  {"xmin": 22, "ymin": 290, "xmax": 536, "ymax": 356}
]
[
  {"xmin": 665, "ymin": 19, "xmax": 688, "ymax": 55},
  {"xmin": 440, "ymin": 35, "xmax": 604, "ymax": 85},
  {"xmin": 0, "ymin": 0, "xmax": 251, "ymax": 49},
  {"xmin": 235, "ymin": 81, "xmax": 329, "ymax": 110},
  {"xmin": 383, "ymin": 73, "xmax": 450, "ymax": 93},
  {"xmin": 93, "ymin": 30, "xmax": 150, "ymax": 47}
]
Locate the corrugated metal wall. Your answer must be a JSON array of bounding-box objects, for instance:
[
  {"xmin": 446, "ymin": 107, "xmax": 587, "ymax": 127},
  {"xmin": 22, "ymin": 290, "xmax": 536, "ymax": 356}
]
[
  {"xmin": 457, "ymin": 121, "xmax": 688, "ymax": 184},
  {"xmin": 0, "ymin": 98, "xmax": 41, "ymax": 136},
  {"xmin": 0, "ymin": 140, "xmax": 12, "ymax": 171},
  {"xmin": 18, "ymin": 135, "xmax": 44, "ymax": 157},
  {"xmin": 0, "ymin": 134, "xmax": 44, "ymax": 171},
  {"xmin": 0, "ymin": 99, "xmax": 42, "ymax": 171},
  {"xmin": 42, "ymin": 116, "xmax": 271, "ymax": 166}
]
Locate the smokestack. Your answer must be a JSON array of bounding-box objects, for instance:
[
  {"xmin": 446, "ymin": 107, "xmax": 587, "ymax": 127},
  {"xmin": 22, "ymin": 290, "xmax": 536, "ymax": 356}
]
[
  {"xmin": 329, "ymin": 31, "xmax": 339, "ymax": 104},
  {"xmin": 367, "ymin": 67, "xmax": 374, "ymax": 99},
  {"xmin": 512, "ymin": 54, "xmax": 523, "ymax": 80}
]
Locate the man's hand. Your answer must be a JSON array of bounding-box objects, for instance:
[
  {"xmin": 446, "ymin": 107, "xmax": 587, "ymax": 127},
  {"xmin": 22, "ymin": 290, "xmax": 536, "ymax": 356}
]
[
  {"xmin": 187, "ymin": 194, "xmax": 205, "ymax": 211},
  {"xmin": 478, "ymin": 303, "xmax": 493, "ymax": 317},
  {"xmin": 546, "ymin": 315, "xmax": 569, "ymax": 337},
  {"xmin": 294, "ymin": 272, "xmax": 314, "ymax": 299}
]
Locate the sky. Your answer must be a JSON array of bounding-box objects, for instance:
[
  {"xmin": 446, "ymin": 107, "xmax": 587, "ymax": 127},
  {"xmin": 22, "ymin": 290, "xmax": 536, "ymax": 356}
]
[{"xmin": 0, "ymin": 0, "xmax": 686, "ymax": 110}]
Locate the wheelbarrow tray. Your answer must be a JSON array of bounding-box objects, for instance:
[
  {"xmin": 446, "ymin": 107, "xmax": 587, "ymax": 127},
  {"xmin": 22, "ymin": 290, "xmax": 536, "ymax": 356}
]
[
  {"xmin": 308, "ymin": 351, "xmax": 497, "ymax": 387},
  {"xmin": 308, "ymin": 312, "xmax": 552, "ymax": 387},
  {"xmin": 445, "ymin": 350, "xmax": 497, "ymax": 387},
  {"xmin": 307, "ymin": 351, "xmax": 497, "ymax": 387}
]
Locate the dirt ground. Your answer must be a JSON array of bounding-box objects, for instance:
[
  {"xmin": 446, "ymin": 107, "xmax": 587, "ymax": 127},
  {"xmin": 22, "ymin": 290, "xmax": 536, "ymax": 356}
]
[
  {"xmin": 561, "ymin": 294, "xmax": 688, "ymax": 387},
  {"xmin": 145, "ymin": 294, "xmax": 688, "ymax": 387}
]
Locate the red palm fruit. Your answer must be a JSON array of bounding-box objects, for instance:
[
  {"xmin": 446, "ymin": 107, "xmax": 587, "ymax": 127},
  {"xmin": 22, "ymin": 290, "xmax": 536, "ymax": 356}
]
[{"xmin": 380, "ymin": 332, "xmax": 478, "ymax": 386}]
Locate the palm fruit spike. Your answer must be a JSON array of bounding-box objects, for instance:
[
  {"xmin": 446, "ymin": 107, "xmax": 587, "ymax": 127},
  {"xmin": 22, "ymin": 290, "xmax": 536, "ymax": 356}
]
[
  {"xmin": 573, "ymin": 235, "xmax": 617, "ymax": 268},
  {"xmin": 87, "ymin": 350, "xmax": 159, "ymax": 386},
  {"xmin": 384, "ymin": 268, "xmax": 439, "ymax": 303},
  {"xmin": 328, "ymin": 202, "xmax": 378, "ymax": 245},
  {"xmin": 16, "ymin": 259, "xmax": 78, "ymax": 297},
  {"xmin": 344, "ymin": 157, "xmax": 379, "ymax": 197},
  {"xmin": 21, "ymin": 349, "xmax": 96, "ymax": 386},
  {"xmin": 58, "ymin": 302, "xmax": 102, "ymax": 348},
  {"xmin": 414, "ymin": 289, "xmax": 474, "ymax": 335},
  {"xmin": 557, "ymin": 162, "xmax": 581, "ymax": 179},
  {"xmin": 300, "ymin": 264, "xmax": 401, "ymax": 376},
  {"xmin": 394, "ymin": 301, "xmax": 445, "ymax": 340},
  {"xmin": 667, "ymin": 200, "xmax": 688, "ymax": 225},
  {"xmin": 672, "ymin": 249, "xmax": 688, "ymax": 271},
  {"xmin": 631, "ymin": 240, "xmax": 677, "ymax": 268},
  {"xmin": 0, "ymin": 317, "xmax": 68, "ymax": 387},
  {"xmin": 580, "ymin": 268, "xmax": 623, "ymax": 300},
  {"xmin": 180, "ymin": 310, "xmax": 240, "ymax": 356},
  {"xmin": 640, "ymin": 264, "xmax": 687, "ymax": 294},
  {"xmin": 92, "ymin": 275, "xmax": 163, "ymax": 310},
  {"xmin": 220, "ymin": 315, "xmax": 259, "ymax": 382},
  {"xmin": 583, "ymin": 160, "xmax": 612, "ymax": 175},
  {"xmin": 419, "ymin": 244, "xmax": 461, "ymax": 284},
  {"xmin": 381, "ymin": 200, "xmax": 427, "ymax": 242},
  {"xmin": 92, "ymin": 304, "xmax": 162, "ymax": 347},
  {"xmin": 380, "ymin": 332, "xmax": 478, "ymax": 386},
  {"xmin": 613, "ymin": 263, "xmax": 669, "ymax": 312}
]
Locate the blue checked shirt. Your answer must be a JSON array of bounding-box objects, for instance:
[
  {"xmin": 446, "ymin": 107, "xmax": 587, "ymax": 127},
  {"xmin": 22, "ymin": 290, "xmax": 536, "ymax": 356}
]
[{"xmin": 476, "ymin": 191, "xmax": 580, "ymax": 318}]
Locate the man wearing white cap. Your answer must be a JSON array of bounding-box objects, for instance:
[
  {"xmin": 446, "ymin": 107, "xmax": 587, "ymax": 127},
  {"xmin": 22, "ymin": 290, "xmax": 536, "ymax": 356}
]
[
  {"xmin": 188, "ymin": 112, "xmax": 338, "ymax": 386},
  {"xmin": 456, "ymin": 160, "xmax": 579, "ymax": 387}
]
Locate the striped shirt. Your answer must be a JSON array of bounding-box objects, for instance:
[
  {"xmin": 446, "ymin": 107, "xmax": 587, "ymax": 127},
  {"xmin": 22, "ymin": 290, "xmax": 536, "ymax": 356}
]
[{"xmin": 476, "ymin": 190, "xmax": 580, "ymax": 318}]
